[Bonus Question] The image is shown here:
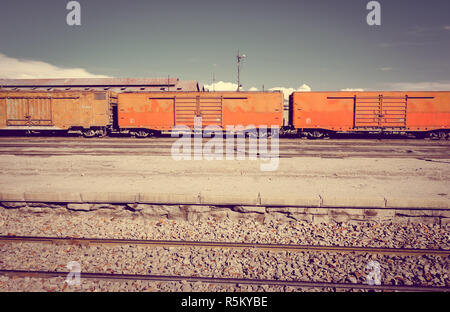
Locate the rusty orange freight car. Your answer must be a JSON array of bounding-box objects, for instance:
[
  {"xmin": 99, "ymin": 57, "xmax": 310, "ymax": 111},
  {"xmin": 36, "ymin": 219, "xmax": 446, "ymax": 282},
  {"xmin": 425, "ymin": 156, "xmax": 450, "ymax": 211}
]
[
  {"xmin": 289, "ymin": 91, "xmax": 450, "ymax": 138},
  {"xmin": 117, "ymin": 91, "xmax": 283, "ymax": 136},
  {"xmin": 0, "ymin": 91, "xmax": 113, "ymax": 137}
]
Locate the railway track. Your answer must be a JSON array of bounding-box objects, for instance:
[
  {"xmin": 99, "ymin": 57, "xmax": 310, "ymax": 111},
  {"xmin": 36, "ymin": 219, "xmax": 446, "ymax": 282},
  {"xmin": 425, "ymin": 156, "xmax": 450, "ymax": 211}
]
[
  {"xmin": 1, "ymin": 235, "xmax": 449, "ymax": 256},
  {"xmin": 1, "ymin": 236, "xmax": 448, "ymax": 292},
  {"xmin": 0, "ymin": 137, "xmax": 448, "ymax": 158},
  {"xmin": 1, "ymin": 137, "xmax": 448, "ymax": 145},
  {"xmin": 0, "ymin": 269, "xmax": 448, "ymax": 292}
]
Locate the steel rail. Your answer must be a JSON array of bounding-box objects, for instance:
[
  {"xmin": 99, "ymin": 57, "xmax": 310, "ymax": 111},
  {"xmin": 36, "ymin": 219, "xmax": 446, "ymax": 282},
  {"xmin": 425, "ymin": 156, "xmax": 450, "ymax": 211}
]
[
  {"xmin": 0, "ymin": 137, "xmax": 448, "ymax": 144},
  {"xmin": 0, "ymin": 138, "xmax": 448, "ymax": 145},
  {"xmin": 1, "ymin": 235, "xmax": 449, "ymax": 256},
  {"xmin": 0, "ymin": 269, "xmax": 448, "ymax": 292},
  {"xmin": 0, "ymin": 143, "xmax": 447, "ymax": 150}
]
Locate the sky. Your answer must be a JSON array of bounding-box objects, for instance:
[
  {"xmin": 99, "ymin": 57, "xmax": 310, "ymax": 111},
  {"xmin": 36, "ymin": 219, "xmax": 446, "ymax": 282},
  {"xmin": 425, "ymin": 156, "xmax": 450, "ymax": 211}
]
[{"xmin": 0, "ymin": 0, "xmax": 449, "ymax": 94}]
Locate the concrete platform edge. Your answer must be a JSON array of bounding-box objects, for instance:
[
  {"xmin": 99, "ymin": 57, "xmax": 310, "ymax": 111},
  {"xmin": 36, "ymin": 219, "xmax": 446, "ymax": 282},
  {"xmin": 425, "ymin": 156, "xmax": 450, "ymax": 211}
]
[{"xmin": 0, "ymin": 192, "xmax": 449, "ymax": 209}]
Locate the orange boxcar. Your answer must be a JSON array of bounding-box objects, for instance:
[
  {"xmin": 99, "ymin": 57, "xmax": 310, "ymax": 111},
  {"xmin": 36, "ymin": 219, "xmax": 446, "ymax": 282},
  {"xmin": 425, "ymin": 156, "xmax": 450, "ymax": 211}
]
[
  {"xmin": 290, "ymin": 91, "xmax": 450, "ymax": 135},
  {"xmin": 0, "ymin": 91, "xmax": 112, "ymax": 136},
  {"xmin": 117, "ymin": 91, "xmax": 283, "ymax": 132}
]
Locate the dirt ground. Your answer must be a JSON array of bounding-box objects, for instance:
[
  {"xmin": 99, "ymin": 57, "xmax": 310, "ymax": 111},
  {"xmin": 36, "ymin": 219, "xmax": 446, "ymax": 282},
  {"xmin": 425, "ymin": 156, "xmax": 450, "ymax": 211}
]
[{"xmin": 0, "ymin": 154, "xmax": 448, "ymax": 205}]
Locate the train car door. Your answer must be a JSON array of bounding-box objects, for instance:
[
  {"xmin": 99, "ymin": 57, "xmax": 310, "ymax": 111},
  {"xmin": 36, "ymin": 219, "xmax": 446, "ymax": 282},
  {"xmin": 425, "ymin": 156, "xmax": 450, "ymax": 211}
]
[
  {"xmin": 379, "ymin": 96, "xmax": 407, "ymax": 128},
  {"xmin": 6, "ymin": 96, "xmax": 52, "ymax": 126},
  {"xmin": 354, "ymin": 95, "xmax": 381, "ymax": 128},
  {"xmin": 354, "ymin": 95, "xmax": 407, "ymax": 129},
  {"xmin": 198, "ymin": 96, "xmax": 222, "ymax": 127},
  {"xmin": 174, "ymin": 96, "xmax": 197, "ymax": 127},
  {"xmin": 174, "ymin": 96, "xmax": 222, "ymax": 128}
]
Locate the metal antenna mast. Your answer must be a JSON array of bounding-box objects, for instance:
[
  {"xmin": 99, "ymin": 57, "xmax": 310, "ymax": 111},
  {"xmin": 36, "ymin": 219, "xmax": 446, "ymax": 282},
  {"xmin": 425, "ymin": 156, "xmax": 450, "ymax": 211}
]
[
  {"xmin": 237, "ymin": 50, "xmax": 246, "ymax": 91},
  {"xmin": 212, "ymin": 63, "xmax": 217, "ymax": 92}
]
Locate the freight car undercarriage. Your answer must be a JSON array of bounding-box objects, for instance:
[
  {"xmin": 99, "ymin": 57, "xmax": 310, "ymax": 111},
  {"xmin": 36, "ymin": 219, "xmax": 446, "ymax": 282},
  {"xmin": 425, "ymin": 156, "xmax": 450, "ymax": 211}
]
[
  {"xmin": 3, "ymin": 126, "xmax": 448, "ymax": 140},
  {"xmin": 291, "ymin": 128, "xmax": 449, "ymax": 140}
]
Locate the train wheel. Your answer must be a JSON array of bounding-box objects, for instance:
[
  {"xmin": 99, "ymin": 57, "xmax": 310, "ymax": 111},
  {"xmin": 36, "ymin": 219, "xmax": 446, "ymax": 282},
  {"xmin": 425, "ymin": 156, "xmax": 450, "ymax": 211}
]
[
  {"xmin": 429, "ymin": 131, "xmax": 448, "ymax": 140},
  {"xmin": 135, "ymin": 130, "xmax": 150, "ymax": 138},
  {"xmin": 98, "ymin": 128, "xmax": 107, "ymax": 137},
  {"xmin": 308, "ymin": 131, "xmax": 327, "ymax": 139},
  {"xmin": 438, "ymin": 131, "xmax": 449, "ymax": 140},
  {"xmin": 253, "ymin": 130, "xmax": 264, "ymax": 138},
  {"xmin": 82, "ymin": 129, "xmax": 96, "ymax": 138},
  {"xmin": 268, "ymin": 128, "xmax": 280, "ymax": 138}
]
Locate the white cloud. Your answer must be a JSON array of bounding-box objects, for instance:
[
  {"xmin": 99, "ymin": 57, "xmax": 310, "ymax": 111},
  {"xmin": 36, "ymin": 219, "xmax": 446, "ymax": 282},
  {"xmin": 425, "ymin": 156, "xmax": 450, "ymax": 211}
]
[
  {"xmin": 389, "ymin": 81, "xmax": 450, "ymax": 91},
  {"xmin": 203, "ymin": 82, "xmax": 312, "ymax": 98},
  {"xmin": 379, "ymin": 67, "xmax": 392, "ymax": 71},
  {"xmin": 204, "ymin": 81, "xmax": 311, "ymax": 100},
  {"xmin": 269, "ymin": 84, "xmax": 311, "ymax": 99},
  {"xmin": 340, "ymin": 88, "xmax": 365, "ymax": 91},
  {"xmin": 203, "ymin": 81, "xmax": 238, "ymax": 91},
  {"xmin": 0, "ymin": 53, "xmax": 111, "ymax": 79}
]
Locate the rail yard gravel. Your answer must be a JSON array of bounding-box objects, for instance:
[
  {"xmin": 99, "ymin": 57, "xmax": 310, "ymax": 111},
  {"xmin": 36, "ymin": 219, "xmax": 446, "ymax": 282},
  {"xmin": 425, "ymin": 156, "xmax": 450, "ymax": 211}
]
[
  {"xmin": 0, "ymin": 275, "xmax": 369, "ymax": 292},
  {"xmin": 0, "ymin": 241, "xmax": 448, "ymax": 287},
  {"xmin": 1, "ymin": 207, "xmax": 448, "ymax": 292},
  {"xmin": 0, "ymin": 207, "xmax": 448, "ymax": 249}
]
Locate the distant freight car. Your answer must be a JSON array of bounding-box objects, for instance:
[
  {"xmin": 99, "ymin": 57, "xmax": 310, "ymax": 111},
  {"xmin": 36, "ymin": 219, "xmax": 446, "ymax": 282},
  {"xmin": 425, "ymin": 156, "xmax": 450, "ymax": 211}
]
[
  {"xmin": 0, "ymin": 91, "xmax": 113, "ymax": 137},
  {"xmin": 117, "ymin": 91, "xmax": 284, "ymax": 137},
  {"xmin": 289, "ymin": 91, "xmax": 450, "ymax": 138}
]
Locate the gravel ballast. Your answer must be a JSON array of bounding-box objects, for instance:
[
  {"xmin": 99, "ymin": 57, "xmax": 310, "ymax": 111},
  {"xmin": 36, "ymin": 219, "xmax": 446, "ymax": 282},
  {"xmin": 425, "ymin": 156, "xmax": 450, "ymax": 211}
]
[
  {"xmin": 0, "ymin": 207, "xmax": 448, "ymax": 249},
  {"xmin": 0, "ymin": 207, "xmax": 448, "ymax": 292},
  {"xmin": 0, "ymin": 275, "xmax": 382, "ymax": 292},
  {"xmin": 0, "ymin": 242, "xmax": 448, "ymax": 287}
]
